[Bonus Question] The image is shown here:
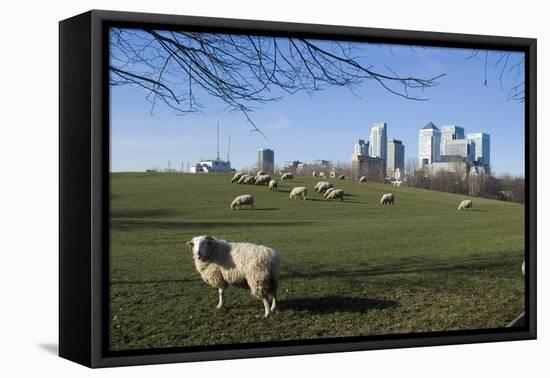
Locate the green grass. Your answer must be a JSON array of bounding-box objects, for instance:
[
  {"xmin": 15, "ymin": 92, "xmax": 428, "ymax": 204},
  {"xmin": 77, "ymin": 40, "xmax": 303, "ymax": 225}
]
[{"xmin": 109, "ymin": 172, "xmax": 525, "ymax": 351}]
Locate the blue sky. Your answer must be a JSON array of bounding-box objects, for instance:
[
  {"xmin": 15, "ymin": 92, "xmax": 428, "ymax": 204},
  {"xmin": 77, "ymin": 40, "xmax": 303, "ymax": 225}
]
[{"xmin": 110, "ymin": 35, "xmax": 525, "ymax": 176}]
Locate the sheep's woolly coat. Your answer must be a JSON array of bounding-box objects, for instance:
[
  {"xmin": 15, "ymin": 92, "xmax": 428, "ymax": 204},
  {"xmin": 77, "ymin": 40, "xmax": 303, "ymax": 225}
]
[
  {"xmin": 188, "ymin": 236, "xmax": 281, "ymax": 302},
  {"xmin": 359, "ymin": 176, "xmax": 367, "ymax": 183},
  {"xmin": 323, "ymin": 187, "xmax": 336, "ymax": 197},
  {"xmin": 458, "ymin": 199, "xmax": 473, "ymax": 210},
  {"xmin": 290, "ymin": 186, "xmax": 307, "ymax": 199},
  {"xmin": 231, "ymin": 172, "xmax": 244, "ymax": 183},
  {"xmin": 327, "ymin": 189, "xmax": 344, "ymax": 201},
  {"xmin": 268, "ymin": 180, "xmax": 278, "ymax": 190},
  {"xmin": 380, "ymin": 193, "xmax": 395, "ymax": 205},
  {"xmin": 231, "ymin": 194, "xmax": 254, "ymax": 209},
  {"xmin": 237, "ymin": 174, "xmax": 251, "ymax": 184},
  {"xmin": 280, "ymin": 173, "xmax": 293, "ymax": 180}
]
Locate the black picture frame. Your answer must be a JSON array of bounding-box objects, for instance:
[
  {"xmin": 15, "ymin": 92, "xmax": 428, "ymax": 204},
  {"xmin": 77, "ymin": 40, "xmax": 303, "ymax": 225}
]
[{"xmin": 59, "ymin": 9, "xmax": 537, "ymax": 368}]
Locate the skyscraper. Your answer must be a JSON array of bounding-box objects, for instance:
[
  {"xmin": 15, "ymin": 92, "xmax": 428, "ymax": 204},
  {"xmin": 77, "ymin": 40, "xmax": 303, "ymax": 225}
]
[
  {"xmin": 354, "ymin": 139, "xmax": 369, "ymax": 156},
  {"xmin": 387, "ymin": 139, "xmax": 405, "ymax": 178},
  {"xmin": 418, "ymin": 122, "xmax": 441, "ymax": 166},
  {"xmin": 467, "ymin": 133, "xmax": 490, "ymax": 167},
  {"xmin": 257, "ymin": 148, "xmax": 275, "ymax": 173},
  {"xmin": 369, "ymin": 122, "xmax": 387, "ymax": 162},
  {"xmin": 440, "ymin": 125, "xmax": 465, "ymax": 155}
]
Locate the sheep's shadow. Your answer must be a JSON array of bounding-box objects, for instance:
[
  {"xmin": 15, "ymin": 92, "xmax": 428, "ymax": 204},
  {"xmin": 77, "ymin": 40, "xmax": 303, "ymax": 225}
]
[{"xmin": 282, "ymin": 296, "xmax": 398, "ymax": 314}]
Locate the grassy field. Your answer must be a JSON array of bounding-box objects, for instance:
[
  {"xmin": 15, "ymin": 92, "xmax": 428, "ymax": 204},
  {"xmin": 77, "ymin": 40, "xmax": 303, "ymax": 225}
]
[{"xmin": 109, "ymin": 172, "xmax": 525, "ymax": 351}]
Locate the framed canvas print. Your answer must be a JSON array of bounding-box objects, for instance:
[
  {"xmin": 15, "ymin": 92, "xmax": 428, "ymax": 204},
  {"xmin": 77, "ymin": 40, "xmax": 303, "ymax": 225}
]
[{"xmin": 59, "ymin": 10, "xmax": 536, "ymax": 368}]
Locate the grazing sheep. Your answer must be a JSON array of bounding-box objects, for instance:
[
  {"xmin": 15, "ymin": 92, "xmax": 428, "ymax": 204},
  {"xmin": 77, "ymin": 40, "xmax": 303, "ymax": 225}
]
[
  {"xmin": 319, "ymin": 172, "xmax": 327, "ymax": 179},
  {"xmin": 280, "ymin": 172, "xmax": 293, "ymax": 180},
  {"xmin": 326, "ymin": 189, "xmax": 344, "ymax": 201},
  {"xmin": 458, "ymin": 199, "xmax": 473, "ymax": 210},
  {"xmin": 254, "ymin": 174, "xmax": 272, "ymax": 185},
  {"xmin": 359, "ymin": 176, "xmax": 367, "ymax": 183},
  {"xmin": 323, "ymin": 187, "xmax": 336, "ymax": 197},
  {"xmin": 330, "ymin": 171, "xmax": 337, "ymax": 178},
  {"xmin": 268, "ymin": 179, "xmax": 278, "ymax": 191},
  {"xmin": 289, "ymin": 186, "xmax": 307, "ymax": 200},
  {"xmin": 242, "ymin": 176, "xmax": 255, "ymax": 185},
  {"xmin": 186, "ymin": 235, "xmax": 281, "ymax": 317},
  {"xmin": 314, "ymin": 181, "xmax": 327, "ymax": 192},
  {"xmin": 316, "ymin": 182, "xmax": 333, "ymax": 194},
  {"xmin": 380, "ymin": 193, "xmax": 395, "ymax": 205},
  {"xmin": 231, "ymin": 172, "xmax": 244, "ymax": 183},
  {"xmin": 312, "ymin": 171, "xmax": 318, "ymax": 177},
  {"xmin": 231, "ymin": 194, "xmax": 255, "ymax": 210},
  {"xmin": 338, "ymin": 175, "xmax": 345, "ymax": 180},
  {"xmin": 256, "ymin": 170, "xmax": 265, "ymax": 177},
  {"xmin": 237, "ymin": 174, "xmax": 251, "ymax": 184}
]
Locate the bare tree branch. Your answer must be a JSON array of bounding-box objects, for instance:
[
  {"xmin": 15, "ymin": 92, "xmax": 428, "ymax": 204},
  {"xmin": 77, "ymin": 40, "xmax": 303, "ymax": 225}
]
[{"xmin": 109, "ymin": 29, "xmax": 446, "ymax": 134}]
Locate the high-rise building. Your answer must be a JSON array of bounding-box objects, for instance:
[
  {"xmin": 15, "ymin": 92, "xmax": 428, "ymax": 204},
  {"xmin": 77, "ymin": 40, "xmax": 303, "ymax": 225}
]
[
  {"xmin": 258, "ymin": 148, "xmax": 275, "ymax": 173},
  {"xmin": 387, "ymin": 139, "xmax": 405, "ymax": 178},
  {"xmin": 441, "ymin": 139, "xmax": 471, "ymax": 162},
  {"xmin": 354, "ymin": 139, "xmax": 369, "ymax": 156},
  {"xmin": 369, "ymin": 122, "xmax": 387, "ymax": 162},
  {"xmin": 441, "ymin": 125, "xmax": 465, "ymax": 155},
  {"xmin": 418, "ymin": 122, "xmax": 441, "ymax": 167},
  {"xmin": 467, "ymin": 133, "xmax": 490, "ymax": 167}
]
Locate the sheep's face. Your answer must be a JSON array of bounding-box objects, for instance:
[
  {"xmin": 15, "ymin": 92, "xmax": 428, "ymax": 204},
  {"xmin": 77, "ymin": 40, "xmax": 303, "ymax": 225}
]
[{"xmin": 187, "ymin": 235, "xmax": 214, "ymax": 261}]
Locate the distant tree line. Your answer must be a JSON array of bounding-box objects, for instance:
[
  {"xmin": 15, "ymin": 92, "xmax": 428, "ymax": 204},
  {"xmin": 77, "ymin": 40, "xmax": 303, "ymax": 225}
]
[{"xmin": 405, "ymin": 158, "xmax": 525, "ymax": 203}]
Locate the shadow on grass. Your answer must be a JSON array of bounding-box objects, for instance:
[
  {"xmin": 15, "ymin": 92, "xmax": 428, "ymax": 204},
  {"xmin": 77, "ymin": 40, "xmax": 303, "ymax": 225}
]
[
  {"xmin": 112, "ymin": 219, "xmax": 317, "ymax": 231},
  {"xmin": 111, "ymin": 208, "xmax": 183, "ymax": 218},
  {"xmin": 110, "ymin": 277, "xmax": 201, "ymax": 285},
  {"xmin": 283, "ymin": 253, "xmax": 522, "ymax": 281},
  {"xmin": 282, "ymin": 296, "xmax": 398, "ymax": 314}
]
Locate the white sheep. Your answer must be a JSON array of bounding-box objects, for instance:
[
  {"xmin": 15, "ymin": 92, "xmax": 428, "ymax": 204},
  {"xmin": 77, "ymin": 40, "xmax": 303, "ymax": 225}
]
[
  {"xmin": 256, "ymin": 170, "xmax": 265, "ymax": 177},
  {"xmin": 231, "ymin": 172, "xmax": 244, "ymax": 183},
  {"xmin": 330, "ymin": 171, "xmax": 337, "ymax": 178},
  {"xmin": 237, "ymin": 174, "xmax": 250, "ymax": 184},
  {"xmin": 319, "ymin": 172, "xmax": 327, "ymax": 179},
  {"xmin": 186, "ymin": 235, "xmax": 281, "ymax": 317},
  {"xmin": 359, "ymin": 176, "xmax": 367, "ymax": 183},
  {"xmin": 280, "ymin": 172, "xmax": 293, "ymax": 180},
  {"xmin": 338, "ymin": 175, "xmax": 345, "ymax": 180},
  {"xmin": 314, "ymin": 181, "xmax": 327, "ymax": 192},
  {"xmin": 231, "ymin": 194, "xmax": 255, "ymax": 210},
  {"xmin": 242, "ymin": 176, "xmax": 255, "ymax": 185},
  {"xmin": 326, "ymin": 189, "xmax": 344, "ymax": 201},
  {"xmin": 312, "ymin": 171, "xmax": 318, "ymax": 177},
  {"xmin": 316, "ymin": 182, "xmax": 333, "ymax": 194},
  {"xmin": 380, "ymin": 193, "xmax": 395, "ymax": 205},
  {"xmin": 289, "ymin": 186, "xmax": 307, "ymax": 200},
  {"xmin": 255, "ymin": 174, "xmax": 271, "ymax": 185},
  {"xmin": 458, "ymin": 199, "xmax": 473, "ymax": 210},
  {"xmin": 268, "ymin": 179, "xmax": 278, "ymax": 191},
  {"xmin": 323, "ymin": 187, "xmax": 336, "ymax": 197}
]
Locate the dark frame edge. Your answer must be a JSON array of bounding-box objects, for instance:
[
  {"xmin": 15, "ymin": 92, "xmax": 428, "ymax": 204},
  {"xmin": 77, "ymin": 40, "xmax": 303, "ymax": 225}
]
[
  {"xmin": 59, "ymin": 11, "xmax": 93, "ymax": 367},
  {"xmin": 526, "ymin": 38, "xmax": 537, "ymax": 339}
]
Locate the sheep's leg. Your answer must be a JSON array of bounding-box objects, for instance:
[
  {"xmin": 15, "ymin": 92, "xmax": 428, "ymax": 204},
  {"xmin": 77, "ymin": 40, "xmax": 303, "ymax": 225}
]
[
  {"xmin": 262, "ymin": 298, "xmax": 271, "ymax": 317},
  {"xmin": 216, "ymin": 288, "xmax": 224, "ymax": 309},
  {"xmin": 270, "ymin": 296, "xmax": 277, "ymax": 311}
]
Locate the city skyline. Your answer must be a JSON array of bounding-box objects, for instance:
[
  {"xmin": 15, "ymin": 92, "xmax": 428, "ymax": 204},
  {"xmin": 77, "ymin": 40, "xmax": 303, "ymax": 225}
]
[{"xmin": 111, "ymin": 41, "xmax": 525, "ymax": 176}]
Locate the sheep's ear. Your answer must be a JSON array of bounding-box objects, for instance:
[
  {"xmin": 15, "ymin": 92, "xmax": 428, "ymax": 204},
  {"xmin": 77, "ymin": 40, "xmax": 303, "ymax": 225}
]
[{"xmin": 186, "ymin": 240, "xmax": 194, "ymax": 249}]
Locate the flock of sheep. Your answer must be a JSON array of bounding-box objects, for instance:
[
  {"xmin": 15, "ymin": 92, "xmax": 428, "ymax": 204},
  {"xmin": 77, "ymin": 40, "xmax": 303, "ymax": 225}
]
[
  {"xmin": 230, "ymin": 170, "xmax": 475, "ymax": 211},
  {"xmin": 229, "ymin": 171, "xmax": 398, "ymax": 209},
  {"xmin": 188, "ymin": 170, "xmax": 476, "ymax": 318}
]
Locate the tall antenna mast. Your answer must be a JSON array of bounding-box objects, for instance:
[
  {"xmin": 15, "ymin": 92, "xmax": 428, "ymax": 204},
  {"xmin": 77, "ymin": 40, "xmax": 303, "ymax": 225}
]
[
  {"xmin": 227, "ymin": 134, "xmax": 231, "ymax": 162},
  {"xmin": 216, "ymin": 122, "xmax": 220, "ymax": 161}
]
